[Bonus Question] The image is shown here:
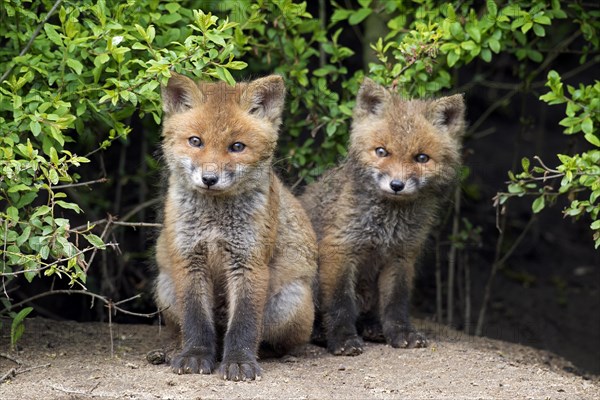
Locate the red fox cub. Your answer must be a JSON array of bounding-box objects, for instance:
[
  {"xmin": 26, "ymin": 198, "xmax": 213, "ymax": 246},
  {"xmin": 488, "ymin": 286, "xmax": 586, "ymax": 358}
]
[
  {"xmin": 154, "ymin": 72, "xmax": 317, "ymax": 381},
  {"xmin": 301, "ymin": 78, "xmax": 465, "ymax": 356}
]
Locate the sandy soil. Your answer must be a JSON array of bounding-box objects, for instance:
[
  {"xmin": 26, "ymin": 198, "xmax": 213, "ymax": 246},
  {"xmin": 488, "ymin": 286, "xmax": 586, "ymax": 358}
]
[{"xmin": 1, "ymin": 318, "xmax": 598, "ymax": 399}]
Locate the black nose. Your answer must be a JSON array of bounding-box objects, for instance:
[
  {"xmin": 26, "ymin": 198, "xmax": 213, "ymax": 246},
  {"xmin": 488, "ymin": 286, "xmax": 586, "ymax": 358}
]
[
  {"xmin": 390, "ymin": 180, "xmax": 405, "ymax": 192},
  {"xmin": 202, "ymin": 174, "xmax": 218, "ymax": 187}
]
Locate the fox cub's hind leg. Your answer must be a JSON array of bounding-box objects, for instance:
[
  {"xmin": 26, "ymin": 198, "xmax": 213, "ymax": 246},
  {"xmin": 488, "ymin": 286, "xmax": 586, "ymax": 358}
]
[
  {"xmin": 378, "ymin": 256, "xmax": 427, "ymax": 348},
  {"xmin": 261, "ymin": 280, "xmax": 314, "ymax": 357}
]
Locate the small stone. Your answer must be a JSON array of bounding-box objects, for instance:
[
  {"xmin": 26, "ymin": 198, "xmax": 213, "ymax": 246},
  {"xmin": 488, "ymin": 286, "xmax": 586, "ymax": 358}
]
[{"xmin": 146, "ymin": 349, "xmax": 166, "ymax": 365}]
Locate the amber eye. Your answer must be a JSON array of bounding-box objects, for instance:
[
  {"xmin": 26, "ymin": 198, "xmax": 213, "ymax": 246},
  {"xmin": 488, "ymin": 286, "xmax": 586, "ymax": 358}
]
[
  {"xmin": 188, "ymin": 136, "xmax": 203, "ymax": 147},
  {"xmin": 229, "ymin": 142, "xmax": 246, "ymax": 153},
  {"xmin": 375, "ymin": 147, "xmax": 389, "ymax": 157},
  {"xmin": 415, "ymin": 153, "xmax": 430, "ymax": 163}
]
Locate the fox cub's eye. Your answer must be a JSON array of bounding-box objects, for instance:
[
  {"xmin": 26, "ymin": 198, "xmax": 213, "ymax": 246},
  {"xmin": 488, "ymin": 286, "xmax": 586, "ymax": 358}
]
[
  {"xmin": 375, "ymin": 147, "xmax": 389, "ymax": 157},
  {"xmin": 188, "ymin": 136, "xmax": 203, "ymax": 148},
  {"xmin": 229, "ymin": 142, "xmax": 246, "ymax": 153},
  {"xmin": 415, "ymin": 153, "xmax": 430, "ymax": 163}
]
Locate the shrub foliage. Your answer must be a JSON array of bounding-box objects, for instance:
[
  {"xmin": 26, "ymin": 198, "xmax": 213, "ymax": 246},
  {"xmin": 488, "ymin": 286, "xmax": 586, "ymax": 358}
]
[{"xmin": 1, "ymin": 0, "xmax": 598, "ymax": 328}]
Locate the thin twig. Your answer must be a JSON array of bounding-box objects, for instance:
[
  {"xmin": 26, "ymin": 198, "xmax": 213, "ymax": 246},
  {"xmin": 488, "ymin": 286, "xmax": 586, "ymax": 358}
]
[
  {"xmin": 533, "ymin": 155, "xmax": 560, "ymax": 174},
  {"xmin": 0, "ymin": 0, "xmax": 63, "ymax": 84},
  {"xmin": 49, "ymin": 383, "xmax": 88, "ymax": 395},
  {"xmin": 112, "ymin": 221, "xmax": 162, "ymax": 228},
  {"xmin": 446, "ymin": 185, "xmax": 461, "ymax": 326},
  {"xmin": 0, "ymin": 363, "xmax": 51, "ymax": 384},
  {"xmin": 84, "ymin": 216, "xmax": 114, "ymax": 272},
  {"xmin": 0, "ymin": 353, "xmax": 21, "ymax": 365},
  {"xmin": 475, "ymin": 215, "xmax": 536, "ymax": 336},
  {"xmin": 108, "ymin": 302, "xmax": 114, "ymax": 358},
  {"xmin": 3, "ymin": 289, "xmax": 162, "ymax": 318},
  {"xmin": 0, "ymin": 368, "xmax": 16, "ymax": 384},
  {"xmin": 2, "ymin": 219, "xmax": 8, "ymax": 299},
  {"xmin": 120, "ymin": 198, "xmax": 161, "ymax": 223},
  {"xmin": 51, "ymin": 177, "xmax": 108, "ymax": 190}
]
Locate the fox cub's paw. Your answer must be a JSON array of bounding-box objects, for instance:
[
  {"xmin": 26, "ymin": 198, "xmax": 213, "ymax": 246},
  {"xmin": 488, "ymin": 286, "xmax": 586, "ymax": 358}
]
[
  {"xmin": 171, "ymin": 350, "xmax": 215, "ymax": 375},
  {"xmin": 219, "ymin": 359, "xmax": 261, "ymax": 381},
  {"xmin": 328, "ymin": 334, "xmax": 365, "ymax": 356},
  {"xmin": 384, "ymin": 326, "xmax": 428, "ymax": 349}
]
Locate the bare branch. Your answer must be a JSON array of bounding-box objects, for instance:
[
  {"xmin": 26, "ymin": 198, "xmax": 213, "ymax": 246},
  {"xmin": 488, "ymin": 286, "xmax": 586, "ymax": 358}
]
[{"xmin": 51, "ymin": 178, "xmax": 108, "ymax": 190}]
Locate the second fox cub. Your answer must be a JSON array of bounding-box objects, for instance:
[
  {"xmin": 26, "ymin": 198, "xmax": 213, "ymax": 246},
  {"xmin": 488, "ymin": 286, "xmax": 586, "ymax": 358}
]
[
  {"xmin": 301, "ymin": 78, "xmax": 465, "ymax": 356},
  {"xmin": 154, "ymin": 73, "xmax": 317, "ymax": 380}
]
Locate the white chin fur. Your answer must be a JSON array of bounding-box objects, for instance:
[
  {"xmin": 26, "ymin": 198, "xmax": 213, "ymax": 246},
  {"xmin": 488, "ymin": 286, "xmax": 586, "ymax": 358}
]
[
  {"xmin": 178, "ymin": 157, "xmax": 237, "ymax": 192},
  {"xmin": 376, "ymin": 174, "xmax": 424, "ymax": 196}
]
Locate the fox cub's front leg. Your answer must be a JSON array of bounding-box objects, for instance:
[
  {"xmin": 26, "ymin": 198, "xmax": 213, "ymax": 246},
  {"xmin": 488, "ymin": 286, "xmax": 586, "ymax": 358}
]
[
  {"xmin": 218, "ymin": 254, "xmax": 269, "ymax": 381},
  {"xmin": 378, "ymin": 257, "xmax": 427, "ymax": 349},
  {"xmin": 172, "ymin": 248, "xmax": 217, "ymax": 374}
]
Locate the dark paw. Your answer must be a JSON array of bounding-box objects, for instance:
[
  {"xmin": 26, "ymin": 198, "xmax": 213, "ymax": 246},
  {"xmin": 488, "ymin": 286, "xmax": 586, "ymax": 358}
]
[
  {"xmin": 218, "ymin": 359, "xmax": 261, "ymax": 381},
  {"xmin": 385, "ymin": 327, "xmax": 428, "ymax": 349},
  {"xmin": 171, "ymin": 350, "xmax": 215, "ymax": 374},
  {"xmin": 361, "ymin": 323, "xmax": 386, "ymax": 343},
  {"xmin": 328, "ymin": 335, "xmax": 364, "ymax": 356}
]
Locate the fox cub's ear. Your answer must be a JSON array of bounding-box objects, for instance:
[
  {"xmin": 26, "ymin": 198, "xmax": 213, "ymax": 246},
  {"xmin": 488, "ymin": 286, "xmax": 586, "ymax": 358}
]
[
  {"xmin": 428, "ymin": 94, "xmax": 466, "ymax": 138},
  {"xmin": 161, "ymin": 72, "xmax": 204, "ymax": 115},
  {"xmin": 242, "ymin": 75, "xmax": 286, "ymax": 125},
  {"xmin": 355, "ymin": 78, "xmax": 390, "ymax": 120}
]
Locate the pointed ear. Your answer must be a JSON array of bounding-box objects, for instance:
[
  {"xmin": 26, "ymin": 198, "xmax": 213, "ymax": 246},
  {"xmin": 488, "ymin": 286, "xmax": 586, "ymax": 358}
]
[
  {"xmin": 242, "ymin": 75, "xmax": 286, "ymax": 125},
  {"xmin": 354, "ymin": 78, "xmax": 389, "ymax": 120},
  {"xmin": 161, "ymin": 72, "xmax": 204, "ymax": 114},
  {"xmin": 428, "ymin": 94, "xmax": 466, "ymax": 137}
]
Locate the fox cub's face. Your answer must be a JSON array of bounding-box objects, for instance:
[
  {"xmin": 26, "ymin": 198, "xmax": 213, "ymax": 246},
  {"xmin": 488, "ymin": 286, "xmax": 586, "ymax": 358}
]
[
  {"xmin": 350, "ymin": 79, "xmax": 465, "ymax": 199},
  {"xmin": 160, "ymin": 73, "xmax": 285, "ymax": 194}
]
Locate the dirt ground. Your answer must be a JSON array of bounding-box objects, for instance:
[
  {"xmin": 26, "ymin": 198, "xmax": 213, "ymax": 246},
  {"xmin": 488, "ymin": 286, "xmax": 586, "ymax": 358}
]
[{"xmin": 1, "ymin": 318, "xmax": 598, "ymax": 399}]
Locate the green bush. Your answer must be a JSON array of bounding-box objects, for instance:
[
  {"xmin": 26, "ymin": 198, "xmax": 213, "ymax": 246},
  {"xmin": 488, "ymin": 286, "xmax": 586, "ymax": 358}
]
[{"xmin": 1, "ymin": 0, "xmax": 598, "ymax": 334}]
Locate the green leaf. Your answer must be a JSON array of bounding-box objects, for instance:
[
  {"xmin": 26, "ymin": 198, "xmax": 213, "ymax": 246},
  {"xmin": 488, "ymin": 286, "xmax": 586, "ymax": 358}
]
[
  {"xmin": 521, "ymin": 157, "xmax": 530, "ymax": 172},
  {"xmin": 480, "ymin": 48, "xmax": 492, "ymax": 62},
  {"xmin": 30, "ymin": 120, "xmax": 42, "ymax": 136},
  {"xmin": 447, "ymin": 51, "xmax": 460, "ymax": 67},
  {"xmin": 508, "ymin": 183, "xmax": 524, "ymax": 194},
  {"xmin": 55, "ymin": 201, "xmax": 82, "ymax": 213},
  {"xmin": 532, "ymin": 196, "xmax": 545, "ymax": 213},
  {"xmin": 7, "ymin": 184, "xmax": 31, "ymax": 193},
  {"xmin": 533, "ymin": 24, "xmax": 545, "ymax": 37},
  {"xmin": 6, "ymin": 206, "xmax": 19, "ymax": 221},
  {"xmin": 11, "ymin": 307, "xmax": 33, "ymax": 350},
  {"xmin": 486, "ymin": 0, "xmax": 498, "ymax": 17},
  {"xmin": 43, "ymin": 24, "xmax": 63, "ymax": 46},
  {"xmin": 581, "ymin": 117, "xmax": 593, "ymax": 135},
  {"xmin": 49, "ymin": 147, "xmax": 59, "ymax": 164},
  {"xmin": 591, "ymin": 220, "xmax": 600, "ymax": 230},
  {"xmin": 331, "ymin": 9, "xmax": 352, "ymax": 24},
  {"xmin": 205, "ymin": 31, "xmax": 226, "ymax": 46},
  {"xmin": 466, "ymin": 25, "xmax": 481, "ymax": 43},
  {"xmin": 348, "ymin": 8, "xmax": 372, "ymax": 25},
  {"xmin": 215, "ymin": 67, "xmax": 235, "ymax": 86},
  {"xmin": 450, "ymin": 22, "xmax": 463, "ymax": 40},
  {"xmin": 66, "ymin": 58, "xmax": 83, "ymax": 75},
  {"xmin": 534, "ymin": 15, "xmax": 551, "ymax": 25},
  {"xmin": 584, "ymin": 133, "xmax": 600, "ymax": 147},
  {"xmin": 488, "ymin": 38, "xmax": 501, "ymax": 53},
  {"xmin": 85, "ymin": 233, "xmax": 106, "ymax": 249}
]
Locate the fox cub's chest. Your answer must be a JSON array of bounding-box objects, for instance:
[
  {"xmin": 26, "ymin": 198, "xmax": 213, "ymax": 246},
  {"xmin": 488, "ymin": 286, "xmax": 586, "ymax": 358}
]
[
  {"xmin": 169, "ymin": 190, "xmax": 265, "ymax": 257},
  {"xmin": 350, "ymin": 201, "xmax": 429, "ymax": 248}
]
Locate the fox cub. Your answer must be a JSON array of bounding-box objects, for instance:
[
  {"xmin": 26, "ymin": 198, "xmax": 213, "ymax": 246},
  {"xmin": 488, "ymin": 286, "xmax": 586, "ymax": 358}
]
[
  {"xmin": 301, "ymin": 78, "xmax": 465, "ymax": 356},
  {"xmin": 154, "ymin": 73, "xmax": 317, "ymax": 381}
]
